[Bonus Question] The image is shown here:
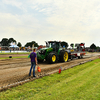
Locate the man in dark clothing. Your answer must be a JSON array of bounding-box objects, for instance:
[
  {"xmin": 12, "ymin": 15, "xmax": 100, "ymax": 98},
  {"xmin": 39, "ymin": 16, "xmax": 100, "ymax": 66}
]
[{"xmin": 29, "ymin": 48, "xmax": 37, "ymax": 77}]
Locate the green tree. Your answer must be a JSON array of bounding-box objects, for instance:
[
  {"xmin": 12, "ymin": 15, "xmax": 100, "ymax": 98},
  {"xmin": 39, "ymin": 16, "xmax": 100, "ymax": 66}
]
[
  {"xmin": 97, "ymin": 46, "xmax": 100, "ymax": 49},
  {"xmin": 17, "ymin": 42, "xmax": 22, "ymax": 47},
  {"xmin": 1, "ymin": 38, "xmax": 9, "ymax": 46},
  {"xmin": 0, "ymin": 38, "xmax": 17, "ymax": 46},
  {"xmin": 8, "ymin": 38, "xmax": 17, "ymax": 46},
  {"xmin": 90, "ymin": 43, "xmax": 96, "ymax": 49},
  {"xmin": 25, "ymin": 41, "xmax": 39, "ymax": 47},
  {"xmin": 0, "ymin": 41, "xmax": 1, "ymax": 46}
]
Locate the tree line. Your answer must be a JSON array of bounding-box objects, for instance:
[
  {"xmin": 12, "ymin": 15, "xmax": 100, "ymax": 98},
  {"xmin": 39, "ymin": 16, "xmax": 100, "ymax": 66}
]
[
  {"xmin": 0, "ymin": 38, "xmax": 99, "ymax": 49},
  {"xmin": 0, "ymin": 38, "xmax": 39, "ymax": 47}
]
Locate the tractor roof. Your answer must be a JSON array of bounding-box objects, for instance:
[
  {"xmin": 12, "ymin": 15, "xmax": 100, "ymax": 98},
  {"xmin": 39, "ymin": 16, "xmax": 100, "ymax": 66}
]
[
  {"xmin": 48, "ymin": 41, "xmax": 61, "ymax": 43},
  {"xmin": 47, "ymin": 41, "xmax": 68, "ymax": 44}
]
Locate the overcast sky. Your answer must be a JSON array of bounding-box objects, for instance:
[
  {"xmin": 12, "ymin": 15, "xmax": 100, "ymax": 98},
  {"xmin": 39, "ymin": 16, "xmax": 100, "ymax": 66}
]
[{"xmin": 0, "ymin": 0, "xmax": 100, "ymax": 47}]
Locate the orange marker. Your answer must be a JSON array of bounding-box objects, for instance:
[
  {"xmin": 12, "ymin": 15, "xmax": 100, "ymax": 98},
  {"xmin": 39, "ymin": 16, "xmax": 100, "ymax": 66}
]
[{"xmin": 37, "ymin": 66, "xmax": 41, "ymax": 72}]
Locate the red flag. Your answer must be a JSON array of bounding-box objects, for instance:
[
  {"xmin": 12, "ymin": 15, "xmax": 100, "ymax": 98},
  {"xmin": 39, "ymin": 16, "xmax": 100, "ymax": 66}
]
[{"xmin": 59, "ymin": 69, "xmax": 61, "ymax": 74}]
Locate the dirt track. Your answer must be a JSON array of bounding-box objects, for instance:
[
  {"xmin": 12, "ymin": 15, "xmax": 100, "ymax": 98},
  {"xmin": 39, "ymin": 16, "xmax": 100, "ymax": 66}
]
[{"xmin": 0, "ymin": 53, "xmax": 100, "ymax": 89}]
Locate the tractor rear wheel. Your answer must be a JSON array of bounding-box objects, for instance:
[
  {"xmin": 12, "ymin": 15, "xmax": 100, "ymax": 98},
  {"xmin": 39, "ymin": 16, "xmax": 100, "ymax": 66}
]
[
  {"xmin": 59, "ymin": 51, "xmax": 69, "ymax": 62},
  {"xmin": 47, "ymin": 53, "xmax": 57, "ymax": 63}
]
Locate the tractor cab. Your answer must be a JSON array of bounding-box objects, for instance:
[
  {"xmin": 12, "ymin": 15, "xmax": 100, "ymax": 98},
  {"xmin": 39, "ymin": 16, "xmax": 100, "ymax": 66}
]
[
  {"xmin": 46, "ymin": 41, "xmax": 68, "ymax": 52},
  {"xmin": 46, "ymin": 41, "xmax": 61, "ymax": 52}
]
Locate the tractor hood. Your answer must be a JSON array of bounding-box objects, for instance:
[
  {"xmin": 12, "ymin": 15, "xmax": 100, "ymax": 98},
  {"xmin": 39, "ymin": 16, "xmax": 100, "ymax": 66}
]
[
  {"xmin": 37, "ymin": 47, "xmax": 53, "ymax": 54},
  {"xmin": 39, "ymin": 47, "xmax": 53, "ymax": 51},
  {"xmin": 40, "ymin": 47, "xmax": 49, "ymax": 50}
]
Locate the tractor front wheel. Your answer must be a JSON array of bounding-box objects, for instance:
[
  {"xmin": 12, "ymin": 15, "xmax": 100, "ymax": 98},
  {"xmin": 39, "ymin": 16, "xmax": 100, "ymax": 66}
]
[{"xmin": 47, "ymin": 53, "xmax": 57, "ymax": 63}]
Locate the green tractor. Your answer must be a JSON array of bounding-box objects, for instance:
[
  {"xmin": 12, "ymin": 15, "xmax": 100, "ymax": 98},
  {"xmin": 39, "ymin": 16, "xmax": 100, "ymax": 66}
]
[{"xmin": 37, "ymin": 41, "xmax": 70, "ymax": 63}]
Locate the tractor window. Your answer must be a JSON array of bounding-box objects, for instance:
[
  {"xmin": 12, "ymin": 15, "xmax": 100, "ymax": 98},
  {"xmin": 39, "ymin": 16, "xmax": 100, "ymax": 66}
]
[
  {"xmin": 46, "ymin": 42, "xmax": 49, "ymax": 47},
  {"xmin": 56, "ymin": 43, "xmax": 59, "ymax": 52},
  {"xmin": 46, "ymin": 42, "xmax": 60, "ymax": 52},
  {"xmin": 50, "ymin": 43, "xmax": 55, "ymax": 48},
  {"xmin": 46, "ymin": 42, "xmax": 55, "ymax": 48},
  {"xmin": 50, "ymin": 42, "xmax": 59, "ymax": 52}
]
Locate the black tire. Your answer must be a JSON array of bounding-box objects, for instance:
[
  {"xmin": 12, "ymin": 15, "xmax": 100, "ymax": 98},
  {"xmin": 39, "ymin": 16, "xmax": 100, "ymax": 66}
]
[
  {"xmin": 47, "ymin": 52, "xmax": 57, "ymax": 63},
  {"xmin": 59, "ymin": 50, "xmax": 69, "ymax": 62},
  {"xmin": 78, "ymin": 55, "xmax": 83, "ymax": 59},
  {"xmin": 9, "ymin": 56, "xmax": 12, "ymax": 58},
  {"xmin": 68, "ymin": 53, "xmax": 73, "ymax": 60},
  {"xmin": 70, "ymin": 55, "xmax": 73, "ymax": 60},
  {"xmin": 78, "ymin": 56, "xmax": 81, "ymax": 59},
  {"xmin": 81, "ymin": 55, "xmax": 83, "ymax": 59}
]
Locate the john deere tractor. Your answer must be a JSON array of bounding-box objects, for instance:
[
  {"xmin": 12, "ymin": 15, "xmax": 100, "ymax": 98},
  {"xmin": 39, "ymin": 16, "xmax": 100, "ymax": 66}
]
[{"xmin": 37, "ymin": 41, "xmax": 70, "ymax": 63}]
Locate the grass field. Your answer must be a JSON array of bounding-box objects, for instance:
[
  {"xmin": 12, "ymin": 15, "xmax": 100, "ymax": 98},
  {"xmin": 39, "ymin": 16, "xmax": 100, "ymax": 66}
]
[{"xmin": 0, "ymin": 58, "xmax": 100, "ymax": 100}]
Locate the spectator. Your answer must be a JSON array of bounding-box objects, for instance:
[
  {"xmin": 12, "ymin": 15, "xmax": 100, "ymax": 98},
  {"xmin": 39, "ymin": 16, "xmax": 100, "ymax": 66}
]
[{"xmin": 29, "ymin": 48, "xmax": 37, "ymax": 77}]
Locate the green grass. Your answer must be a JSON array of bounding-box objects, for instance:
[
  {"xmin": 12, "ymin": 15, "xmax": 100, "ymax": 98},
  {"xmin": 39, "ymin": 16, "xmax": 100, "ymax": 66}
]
[{"xmin": 0, "ymin": 59, "xmax": 100, "ymax": 100}]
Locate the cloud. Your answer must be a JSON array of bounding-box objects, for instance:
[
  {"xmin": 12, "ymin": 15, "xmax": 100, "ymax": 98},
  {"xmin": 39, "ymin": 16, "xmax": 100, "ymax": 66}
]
[
  {"xmin": 0, "ymin": 12, "xmax": 40, "ymax": 45},
  {"xmin": 2, "ymin": 0, "xmax": 22, "ymax": 9},
  {"xmin": 0, "ymin": 0, "xmax": 100, "ymax": 46}
]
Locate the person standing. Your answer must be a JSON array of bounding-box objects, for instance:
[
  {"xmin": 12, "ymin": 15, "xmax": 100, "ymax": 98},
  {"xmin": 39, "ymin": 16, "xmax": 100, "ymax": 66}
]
[{"xmin": 29, "ymin": 48, "xmax": 37, "ymax": 77}]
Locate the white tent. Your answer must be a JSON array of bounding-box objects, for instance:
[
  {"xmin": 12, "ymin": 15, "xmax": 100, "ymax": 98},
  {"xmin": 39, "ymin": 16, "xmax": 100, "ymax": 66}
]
[{"xmin": 9, "ymin": 45, "xmax": 19, "ymax": 48}]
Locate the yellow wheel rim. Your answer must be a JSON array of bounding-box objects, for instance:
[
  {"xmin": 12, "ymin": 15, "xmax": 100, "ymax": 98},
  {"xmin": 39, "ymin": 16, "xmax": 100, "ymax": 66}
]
[
  {"xmin": 64, "ymin": 52, "xmax": 68, "ymax": 62},
  {"xmin": 52, "ymin": 55, "xmax": 56, "ymax": 62}
]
